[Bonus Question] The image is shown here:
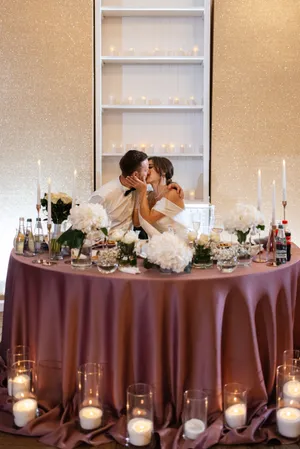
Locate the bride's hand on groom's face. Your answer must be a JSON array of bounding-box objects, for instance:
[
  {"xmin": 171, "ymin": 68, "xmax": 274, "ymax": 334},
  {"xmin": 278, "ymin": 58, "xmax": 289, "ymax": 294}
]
[{"xmin": 126, "ymin": 175, "xmax": 147, "ymax": 193}]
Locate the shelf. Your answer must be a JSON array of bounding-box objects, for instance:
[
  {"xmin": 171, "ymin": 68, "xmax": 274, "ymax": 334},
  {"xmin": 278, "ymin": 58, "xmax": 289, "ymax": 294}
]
[
  {"xmin": 102, "ymin": 153, "xmax": 203, "ymax": 157},
  {"xmin": 101, "ymin": 8, "xmax": 204, "ymax": 17},
  {"xmin": 101, "ymin": 56, "xmax": 203, "ymax": 65},
  {"xmin": 102, "ymin": 105, "xmax": 203, "ymax": 112}
]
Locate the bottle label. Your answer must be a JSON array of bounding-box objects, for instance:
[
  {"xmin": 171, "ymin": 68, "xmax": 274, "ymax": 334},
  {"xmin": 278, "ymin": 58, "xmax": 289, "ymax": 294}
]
[
  {"xmin": 276, "ymin": 249, "xmax": 287, "ymax": 264},
  {"xmin": 15, "ymin": 241, "xmax": 24, "ymax": 255}
]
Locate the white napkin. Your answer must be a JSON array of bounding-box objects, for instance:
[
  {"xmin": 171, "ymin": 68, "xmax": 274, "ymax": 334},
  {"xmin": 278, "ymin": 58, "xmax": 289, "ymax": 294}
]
[{"xmin": 118, "ymin": 266, "xmax": 141, "ymax": 275}]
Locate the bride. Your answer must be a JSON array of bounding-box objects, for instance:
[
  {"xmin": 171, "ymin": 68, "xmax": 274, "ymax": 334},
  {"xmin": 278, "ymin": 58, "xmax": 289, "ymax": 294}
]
[{"xmin": 127, "ymin": 156, "xmax": 191, "ymax": 239}]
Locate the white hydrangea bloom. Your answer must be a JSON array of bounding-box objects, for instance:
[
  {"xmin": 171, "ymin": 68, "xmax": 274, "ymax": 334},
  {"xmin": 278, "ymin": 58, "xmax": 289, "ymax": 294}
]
[
  {"xmin": 70, "ymin": 203, "xmax": 108, "ymax": 234},
  {"xmin": 224, "ymin": 203, "xmax": 265, "ymax": 234},
  {"xmin": 122, "ymin": 230, "xmax": 139, "ymax": 245},
  {"xmin": 146, "ymin": 232, "xmax": 193, "ymax": 273}
]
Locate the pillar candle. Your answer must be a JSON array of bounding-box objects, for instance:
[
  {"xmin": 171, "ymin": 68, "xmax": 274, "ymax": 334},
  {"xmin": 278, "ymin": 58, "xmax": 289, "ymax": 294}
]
[
  {"xmin": 37, "ymin": 160, "xmax": 41, "ymax": 206},
  {"xmin": 47, "ymin": 178, "xmax": 52, "ymax": 225},
  {"xmin": 72, "ymin": 169, "xmax": 77, "ymax": 208},
  {"xmin": 282, "ymin": 159, "xmax": 287, "ymax": 201},
  {"xmin": 257, "ymin": 169, "xmax": 262, "ymax": 211},
  {"xmin": 272, "ymin": 180, "xmax": 276, "ymax": 226}
]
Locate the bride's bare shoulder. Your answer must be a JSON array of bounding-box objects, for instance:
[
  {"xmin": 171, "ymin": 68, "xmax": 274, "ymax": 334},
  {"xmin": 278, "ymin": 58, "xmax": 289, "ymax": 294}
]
[{"xmin": 165, "ymin": 189, "xmax": 184, "ymax": 208}]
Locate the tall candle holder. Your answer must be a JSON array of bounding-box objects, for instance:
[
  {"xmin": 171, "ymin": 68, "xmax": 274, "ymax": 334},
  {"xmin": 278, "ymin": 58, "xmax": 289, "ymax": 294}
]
[
  {"xmin": 266, "ymin": 224, "xmax": 277, "ymax": 267},
  {"xmin": 282, "ymin": 201, "xmax": 287, "ymax": 220},
  {"xmin": 47, "ymin": 223, "xmax": 52, "ymax": 261}
]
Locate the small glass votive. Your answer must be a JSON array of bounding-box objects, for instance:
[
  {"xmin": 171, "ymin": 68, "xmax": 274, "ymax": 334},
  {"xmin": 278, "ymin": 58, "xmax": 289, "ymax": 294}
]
[
  {"xmin": 224, "ymin": 383, "xmax": 247, "ymax": 429},
  {"xmin": 160, "ymin": 144, "xmax": 168, "ymax": 154},
  {"xmin": 140, "ymin": 144, "xmax": 147, "ymax": 153},
  {"xmin": 168, "ymin": 144, "xmax": 175, "ymax": 153},
  {"xmin": 127, "ymin": 383, "xmax": 153, "ymax": 446},
  {"xmin": 177, "ymin": 48, "xmax": 186, "ymax": 56},
  {"xmin": 216, "ymin": 246, "xmax": 238, "ymax": 273},
  {"xmin": 136, "ymin": 97, "xmax": 147, "ymax": 105},
  {"xmin": 7, "ymin": 346, "xmax": 30, "ymax": 396},
  {"xmin": 189, "ymin": 190, "xmax": 196, "ymax": 201},
  {"xmin": 78, "ymin": 363, "xmax": 103, "ymax": 431},
  {"xmin": 168, "ymin": 97, "xmax": 174, "ymax": 105},
  {"xmin": 108, "ymin": 95, "xmax": 116, "ymax": 105},
  {"xmin": 128, "ymin": 96, "xmax": 134, "ymax": 105},
  {"xmin": 283, "ymin": 350, "xmax": 300, "ymax": 367},
  {"xmin": 192, "ymin": 45, "xmax": 200, "ymax": 56},
  {"xmin": 173, "ymin": 97, "xmax": 180, "ymax": 105},
  {"xmin": 147, "ymin": 144, "xmax": 155, "ymax": 154},
  {"xmin": 277, "ymin": 364, "xmax": 300, "ymax": 438},
  {"xmin": 96, "ymin": 247, "xmax": 118, "ymax": 274},
  {"xmin": 183, "ymin": 390, "xmax": 207, "ymax": 440},
  {"xmin": 11, "ymin": 360, "xmax": 37, "ymax": 428},
  {"xmin": 179, "ymin": 144, "xmax": 186, "ymax": 154},
  {"xmin": 188, "ymin": 96, "xmax": 197, "ymax": 105},
  {"xmin": 109, "ymin": 46, "xmax": 118, "ymax": 56}
]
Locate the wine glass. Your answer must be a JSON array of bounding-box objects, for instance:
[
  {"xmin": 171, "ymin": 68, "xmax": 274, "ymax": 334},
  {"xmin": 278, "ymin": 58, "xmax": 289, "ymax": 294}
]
[
  {"xmin": 211, "ymin": 215, "xmax": 224, "ymax": 238},
  {"xmin": 191, "ymin": 211, "xmax": 202, "ymax": 237}
]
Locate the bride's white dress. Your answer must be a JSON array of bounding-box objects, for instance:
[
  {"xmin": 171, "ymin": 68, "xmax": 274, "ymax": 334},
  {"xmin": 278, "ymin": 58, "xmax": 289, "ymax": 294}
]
[{"xmin": 139, "ymin": 197, "xmax": 191, "ymax": 240}]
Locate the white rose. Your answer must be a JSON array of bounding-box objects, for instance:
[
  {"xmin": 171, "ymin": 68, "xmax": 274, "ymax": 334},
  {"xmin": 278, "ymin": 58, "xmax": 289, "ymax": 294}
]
[
  {"xmin": 110, "ymin": 229, "xmax": 125, "ymax": 242},
  {"xmin": 210, "ymin": 233, "xmax": 220, "ymax": 243},
  {"xmin": 197, "ymin": 234, "xmax": 209, "ymax": 245},
  {"xmin": 58, "ymin": 192, "xmax": 72, "ymax": 204},
  {"xmin": 187, "ymin": 230, "xmax": 197, "ymax": 242},
  {"xmin": 122, "ymin": 230, "xmax": 139, "ymax": 245}
]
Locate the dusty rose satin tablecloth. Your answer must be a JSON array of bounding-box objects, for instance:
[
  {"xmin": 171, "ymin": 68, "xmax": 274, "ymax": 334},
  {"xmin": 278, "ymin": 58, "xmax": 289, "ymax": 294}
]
[{"xmin": 1, "ymin": 249, "xmax": 300, "ymax": 448}]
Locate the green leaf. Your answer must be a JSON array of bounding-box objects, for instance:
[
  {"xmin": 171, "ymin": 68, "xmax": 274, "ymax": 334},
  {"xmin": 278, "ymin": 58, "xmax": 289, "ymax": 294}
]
[{"xmin": 57, "ymin": 227, "xmax": 85, "ymax": 249}]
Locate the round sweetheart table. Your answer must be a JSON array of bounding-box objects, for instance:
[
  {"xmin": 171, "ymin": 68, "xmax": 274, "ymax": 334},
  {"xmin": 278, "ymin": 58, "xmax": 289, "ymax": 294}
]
[{"xmin": 1, "ymin": 249, "xmax": 300, "ymax": 448}]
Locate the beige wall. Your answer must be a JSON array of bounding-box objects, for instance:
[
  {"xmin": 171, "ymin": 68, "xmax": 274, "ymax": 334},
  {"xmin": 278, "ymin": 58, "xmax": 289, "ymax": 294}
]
[
  {"xmin": 211, "ymin": 0, "xmax": 300, "ymax": 244},
  {"xmin": 0, "ymin": 0, "xmax": 93, "ymax": 292}
]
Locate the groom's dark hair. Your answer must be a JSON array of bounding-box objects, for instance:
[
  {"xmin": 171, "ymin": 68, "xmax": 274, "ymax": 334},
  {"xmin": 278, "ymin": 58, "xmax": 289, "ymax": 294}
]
[{"xmin": 120, "ymin": 150, "xmax": 148, "ymax": 177}]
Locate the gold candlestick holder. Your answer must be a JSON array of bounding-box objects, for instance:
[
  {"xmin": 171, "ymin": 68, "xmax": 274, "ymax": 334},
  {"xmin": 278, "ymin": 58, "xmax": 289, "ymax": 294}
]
[
  {"xmin": 252, "ymin": 229, "xmax": 268, "ymax": 263},
  {"xmin": 266, "ymin": 224, "xmax": 277, "ymax": 267},
  {"xmin": 47, "ymin": 223, "xmax": 52, "ymax": 261},
  {"xmin": 36, "ymin": 204, "xmax": 41, "ymax": 219},
  {"xmin": 282, "ymin": 200, "xmax": 287, "ymax": 221}
]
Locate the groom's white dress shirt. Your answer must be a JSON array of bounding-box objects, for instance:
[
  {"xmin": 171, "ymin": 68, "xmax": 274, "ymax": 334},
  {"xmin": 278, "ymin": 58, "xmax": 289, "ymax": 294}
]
[{"xmin": 89, "ymin": 178, "xmax": 135, "ymax": 231}]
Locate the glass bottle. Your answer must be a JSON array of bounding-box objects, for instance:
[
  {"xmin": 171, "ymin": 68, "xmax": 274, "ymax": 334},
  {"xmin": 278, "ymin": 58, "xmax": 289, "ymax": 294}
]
[
  {"xmin": 34, "ymin": 218, "xmax": 44, "ymax": 253},
  {"xmin": 282, "ymin": 220, "xmax": 291, "ymax": 262},
  {"xmin": 24, "ymin": 219, "xmax": 35, "ymax": 253},
  {"xmin": 275, "ymin": 224, "xmax": 287, "ymax": 265},
  {"xmin": 15, "ymin": 217, "xmax": 25, "ymax": 255}
]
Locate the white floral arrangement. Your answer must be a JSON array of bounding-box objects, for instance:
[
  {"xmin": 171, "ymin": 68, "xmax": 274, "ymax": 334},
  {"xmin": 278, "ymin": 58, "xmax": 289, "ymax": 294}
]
[
  {"xmin": 224, "ymin": 203, "xmax": 264, "ymax": 234},
  {"xmin": 57, "ymin": 203, "xmax": 108, "ymax": 249},
  {"xmin": 110, "ymin": 229, "xmax": 139, "ymax": 245},
  {"xmin": 146, "ymin": 232, "xmax": 193, "ymax": 273}
]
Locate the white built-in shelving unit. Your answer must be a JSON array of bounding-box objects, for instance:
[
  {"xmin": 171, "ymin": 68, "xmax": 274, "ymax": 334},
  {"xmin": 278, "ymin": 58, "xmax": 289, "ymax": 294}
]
[{"xmin": 95, "ymin": 0, "xmax": 211, "ymax": 204}]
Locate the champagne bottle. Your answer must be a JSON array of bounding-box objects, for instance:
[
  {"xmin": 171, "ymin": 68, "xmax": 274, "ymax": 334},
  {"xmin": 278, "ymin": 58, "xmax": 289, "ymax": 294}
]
[
  {"xmin": 24, "ymin": 218, "xmax": 35, "ymax": 254},
  {"xmin": 15, "ymin": 217, "xmax": 25, "ymax": 255}
]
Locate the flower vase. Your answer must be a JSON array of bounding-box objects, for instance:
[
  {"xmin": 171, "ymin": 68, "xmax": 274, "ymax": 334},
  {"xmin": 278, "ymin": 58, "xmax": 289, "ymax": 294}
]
[
  {"xmin": 159, "ymin": 267, "xmax": 172, "ymax": 274},
  {"xmin": 192, "ymin": 245, "xmax": 213, "ymax": 269},
  {"xmin": 118, "ymin": 242, "xmax": 137, "ymax": 267},
  {"xmin": 51, "ymin": 224, "xmax": 64, "ymax": 260},
  {"xmin": 71, "ymin": 241, "xmax": 92, "ymax": 269},
  {"xmin": 237, "ymin": 242, "xmax": 252, "ymax": 267}
]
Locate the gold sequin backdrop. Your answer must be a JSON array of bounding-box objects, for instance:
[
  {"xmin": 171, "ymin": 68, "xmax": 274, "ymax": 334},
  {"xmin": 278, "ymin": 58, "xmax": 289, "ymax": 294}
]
[
  {"xmin": 0, "ymin": 0, "xmax": 93, "ymax": 293},
  {"xmin": 1, "ymin": 0, "xmax": 300, "ymax": 293},
  {"xmin": 211, "ymin": 0, "xmax": 300, "ymax": 243}
]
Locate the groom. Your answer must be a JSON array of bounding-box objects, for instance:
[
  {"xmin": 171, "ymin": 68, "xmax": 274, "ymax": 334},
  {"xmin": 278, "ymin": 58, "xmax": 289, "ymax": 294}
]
[{"xmin": 89, "ymin": 150, "xmax": 183, "ymax": 232}]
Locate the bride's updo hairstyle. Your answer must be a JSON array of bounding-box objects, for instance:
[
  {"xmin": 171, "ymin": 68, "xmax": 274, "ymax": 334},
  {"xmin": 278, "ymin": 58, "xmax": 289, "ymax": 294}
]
[{"xmin": 148, "ymin": 157, "xmax": 174, "ymax": 185}]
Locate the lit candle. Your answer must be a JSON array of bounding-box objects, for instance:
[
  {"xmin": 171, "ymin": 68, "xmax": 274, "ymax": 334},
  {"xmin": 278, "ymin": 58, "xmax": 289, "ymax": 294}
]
[
  {"xmin": 168, "ymin": 97, "xmax": 173, "ymax": 105},
  {"xmin": 192, "ymin": 45, "xmax": 199, "ymax": 56},
  {"xmin": 174, "ymin": 97, "xmax": 179, "ymax": 105},
  {"xmin": 8, "ymin": 374, "xmax": 30, "ymax": 397},
  {"xmin": 277, "ymin": 407, "xmax": 300, "ymax": 438},
  {"xmin": 128, "ymin": 96, "xmax": 133, "ymax": 105},
  {"xmin": 272, "ymin": 180, "xmax": 276, "ymax": 225},
  {"xmin": 169, "ymin": 144, "xmax": 175, "ymax": 153},
  {"xmin": 189, "ymin": 96, "xmax": 197, "ymax": 105},
  {"xmin": 189, "ymin": 190, "xmax": 196, "ymax": 201},
  {"xmin": 109, "ymin": 46, "xmax": 117, "ymax": 56},
  {"xmin": 127, "ymin": 418, "xmax": 153, "ymax": 446},
  {"xmin": 140, "ymin": 144, "xmax": 146, "ymax": 152},
  {"xmin": 79, "ymin": 406, "xmax": 103, "ymax": 430},
  {"xmin": 141, "ymin": 96, "xmax": 147, "ymax": 105},
  {"xmin": 72, "ymin": 169, "xmax": 77, "ymax": 208},
  {"xmin": 257, "ymin": 169, "xmax": 262, "ymax": 211},
  {"xmin": 224, "ymin": 403, "xmax": 247, "ymax": 429},
  {"xmin": 47, "ymin": 178, "xmax": 52, "ymax": 225},
  {"xmin": 37, "ymin": 160, "xmax": 41, "ymax": 206},
  {"xmin": 282, "ymin": 159, "xmax": 287, "ymax": 201},
  {"xmin": 184, "ymin": 418, "xmax": 205, "ymax": 440},
  {"xmin": 283, "ymin": 380, "xmax": 300, "ymax": 402},
  {"xmin": 178, "ymin": 48, "xmax": 185, "ymax": 56},
  {"xmin": 13, "ymin": 398, "xmax": 37, "ymax": 427}
]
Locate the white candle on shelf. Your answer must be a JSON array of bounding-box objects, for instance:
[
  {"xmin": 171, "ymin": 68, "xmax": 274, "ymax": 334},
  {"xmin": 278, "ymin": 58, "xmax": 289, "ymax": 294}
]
[
  {"xmin": 283, "ymin": 380, "xmax": 300, "ymax": 402},
  {"xmin": 13, "ymin": 398, "xmax": 37, "ymax": 427},
  {"xmin": 174, "ymin": 97, "xmax": 179, "ymax": 105},
  {"xmin": 141, "ymin": 96, "xmax": 147, "ymax": 105},
  {"xmin": 109, "ymin": 46, "xmax": 117, "ymax": 56},
  {"xmin": 257, "ymin": 169, "xmax": 262, "ymax": 211},
  {"xmin": 79, "ymin": 406, "xmax": 103, "ymax": 430},
  {"xmin": 192, "ymin": 45, "xmax": 199, "ymax": 56},
  {"xmin": 282, "ymin": 159, "xmax": 287, "ymax": 201},
  {"xmin": 277, "ymin": 407, "xmax": 300, "ymax": 438},
  {"xmin": 189, "ymin": 96, "xmax": 197, "ymax": 105},
  {"xmin": 128, "ymin": 96, "xmax": 133, "ymax": 105},
  {"xmin": 184, "ymin": 418, "xmax": 205, "ymax": 440},
  {"xmin": 37, "ymin": 160, "xmax": 41, "ymax": 206},
  {"xmin": 8, "ymin": 374, "xmax": 30, "ymax": 397},
  {"xmin": 47, "ymin": 178, "xmax": 52, "ymax": 225},
  {"xmin": 127, "ymin": 418, "xmax": 153, "ymax": 446},
  {"xmin": 72, "ymin": 169, "xmax": 77, "ymax": 208},
  {"xmin": 272, "ymin": 180, "xmax": 276, "ymax": 226},
  {"xmin": 189, "ymin": 190, "xmax": 196, "ymax": 201},
  {"xmin": 168, "ymin": 97, "xmax": 173, "ymax": 105},
  {"xmin": 224, "ymin": 403, "xmax": 247, "ymax": 429}
]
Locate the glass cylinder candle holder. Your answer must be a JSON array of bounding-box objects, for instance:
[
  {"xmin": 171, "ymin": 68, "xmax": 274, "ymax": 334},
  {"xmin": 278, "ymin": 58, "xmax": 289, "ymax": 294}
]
[
  {"xmin": 223, "ymin": 383, "xmax": 247, "ymax": 429},
  {"xmin": 183, "ymin": 390, "xmax": 207, "ymax": 440},
  {"xmin": 11, "ymin": 360, "xmax": 37, "ymax": 428},
  {"xmin": 109, "ymin": 46, "xmax": 118, "ymax": 56},
  {"xmin": 77, "ymin": 363, "xmax": 103, "ymax": 431},
  {"xmin": 283, "ymin": 350, "xmax": 300, "ymax": 367},
  {"xmin": 192, "ymin": 45, "xmax": 200, "ymax": 56},
  {"xmin": 127, "ymin": 383, "xmax": 153, "ymax": 447},
  {"xmin": 277, "ymin": 364, "xmax": 300, "ymax": 438},
  {"xmin": 7, "ymin": 346, "xmax": 30, "ymax": 396}
]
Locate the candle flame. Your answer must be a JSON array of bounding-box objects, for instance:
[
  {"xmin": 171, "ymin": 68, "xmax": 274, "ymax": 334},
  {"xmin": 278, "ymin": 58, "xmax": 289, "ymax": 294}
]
[{"xmin": 38, "ymin": 160, "xmax": 41, "ymax": 166}]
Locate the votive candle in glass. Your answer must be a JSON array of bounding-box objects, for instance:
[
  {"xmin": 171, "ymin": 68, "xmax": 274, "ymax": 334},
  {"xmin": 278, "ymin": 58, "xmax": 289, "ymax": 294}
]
[
  {"xmin": 224, "ymin": 383, "xmax": 247, "ymax": 429},
  {"xmin": 11, "ymin": 360, "xmax": 37, "ymax": 427},
  {"xmin": 183, "ymin": 390, "xmax": 207, "ymax": 440},
  {"xmin": 277, "ymin": 364, "xmax": 300, "ymax": 438},
  {"xmin": 127, "ymin": 383, "xmax": 153, "ymax": 446},
  {"xmin": 77, "ymin": 363, "xmax": 104, "ymax": 431}
]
